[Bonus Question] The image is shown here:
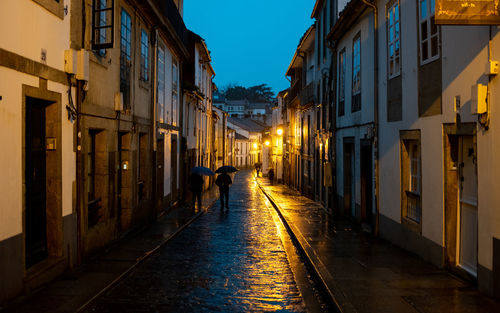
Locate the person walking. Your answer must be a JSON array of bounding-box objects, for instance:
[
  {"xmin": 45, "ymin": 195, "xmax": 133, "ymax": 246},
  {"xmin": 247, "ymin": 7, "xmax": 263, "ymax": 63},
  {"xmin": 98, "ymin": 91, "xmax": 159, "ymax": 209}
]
[
  {"xmin": 215, "ymin": 172, "xmax": 232, "ymax": 210},
  {"xmin": 188, "ymin": 172, "xmax": 204, "ymax": 210}
]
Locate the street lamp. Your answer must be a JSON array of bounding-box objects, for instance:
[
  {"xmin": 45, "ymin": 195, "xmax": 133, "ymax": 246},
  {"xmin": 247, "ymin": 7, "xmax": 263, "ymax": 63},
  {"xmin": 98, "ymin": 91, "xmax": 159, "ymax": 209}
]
[
  {"xmin": 277, "ymin": 128, "xmax": 283, "ymax": 136},
  {"xmin": 265, "ymin": 140, "xmax": 270, "ymax": 146},
  {"xmin": 253, "ymin": 143, "xmax": 258, "ymax": 149}
]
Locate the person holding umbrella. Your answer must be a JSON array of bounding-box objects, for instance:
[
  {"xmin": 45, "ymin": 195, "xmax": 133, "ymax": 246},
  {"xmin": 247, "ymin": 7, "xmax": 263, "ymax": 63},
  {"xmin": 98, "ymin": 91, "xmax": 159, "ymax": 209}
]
[
  {"xmin": 189, "ymin": 166, "xmax": 214, "ymax": 210},
  {"xmin": 215, "ymin": 166, "xmax": 237, "ymax": 210}
]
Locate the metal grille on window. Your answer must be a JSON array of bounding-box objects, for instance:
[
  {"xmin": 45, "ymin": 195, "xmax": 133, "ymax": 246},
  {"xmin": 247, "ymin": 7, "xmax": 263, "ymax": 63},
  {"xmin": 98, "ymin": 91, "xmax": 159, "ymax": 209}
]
[
  {"xmin": 407, "ymin": 142, "xmax": 421, "ymax": 223},
  {"xmin": 92, "ymin": 0, "xmax": 114, "ymax": 50}
]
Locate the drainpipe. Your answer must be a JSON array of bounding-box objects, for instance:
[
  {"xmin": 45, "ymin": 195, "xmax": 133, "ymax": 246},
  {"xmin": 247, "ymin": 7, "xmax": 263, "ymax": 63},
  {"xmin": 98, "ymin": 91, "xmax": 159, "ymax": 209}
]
[
  {"xmin": 152, "ymin": 28, "xmax": 158, "ymax": 216},
  {"xmin": 361, "ymin": 0, "xmax": 380, "ymax": 235}
]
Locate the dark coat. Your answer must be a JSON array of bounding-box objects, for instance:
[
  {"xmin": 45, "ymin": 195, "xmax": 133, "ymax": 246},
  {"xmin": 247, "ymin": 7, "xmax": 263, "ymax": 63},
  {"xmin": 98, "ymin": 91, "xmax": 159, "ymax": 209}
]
[
  {"xmin": 189, "ymin": 173, "xmax": 204, "ymax": 193},
  {"xmin": 215, "ymin": 173, "xmax": 232, "ymax": 191}
]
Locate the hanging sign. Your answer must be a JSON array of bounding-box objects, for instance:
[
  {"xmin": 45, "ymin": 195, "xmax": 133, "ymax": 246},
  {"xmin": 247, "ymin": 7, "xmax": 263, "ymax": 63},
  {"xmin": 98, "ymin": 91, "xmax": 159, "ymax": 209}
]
[{"xmin": 436, "ymin": 0, "xmax": 500, "ymax": 25}]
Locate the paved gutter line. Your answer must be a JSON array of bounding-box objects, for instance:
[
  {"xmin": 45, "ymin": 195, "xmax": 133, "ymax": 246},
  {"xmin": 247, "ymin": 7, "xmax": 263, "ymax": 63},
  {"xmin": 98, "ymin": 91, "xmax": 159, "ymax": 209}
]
[
  {"xmin": 75, "ymin": 200, "xmax": 216, "ymax": 313},
  {"xmin": 257, "ymin": 183, "xmax": 357, "ymax": 313}
]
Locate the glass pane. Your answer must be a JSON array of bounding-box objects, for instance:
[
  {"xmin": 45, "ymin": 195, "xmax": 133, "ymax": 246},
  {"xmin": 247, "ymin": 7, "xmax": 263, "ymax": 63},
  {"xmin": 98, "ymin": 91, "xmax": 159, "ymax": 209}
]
[
  {"xmin": 389, "ymin": 25, "xmax": 393, "ymax": 42},
  {"xmin": 395, "ymin": 4, "xmax": 399, "ymax": 21},
  {"xmin": 395, "ymin": 39, "xmax": 400, "ymax": 55},
  {"xmin": 390, "ymin": 44, "xmax": 394, "ymax": 57},
  {"xmin": 395, "ymin": 22, "xmax": 400, "ymax": 39},
  {"xmin": 431, "ymin": 16, "xmax": 437, "ymax": 35},
  {"xmin": 421, "ymin": 21, "xmax": 428, "ymax": 40},
  {"xmin": 430, "ymin": 0, "xmax": 435, "ymax": 14},
  {"xmin": 390, "ymin": 60, "xmax": 394, "ymax": 75},
  {"xmin": 389, "ymin": 10, "xmax": 393, "ymax": 27},
  {"xmin": 431, "ymin": 36, "xmax": 438, "ymax": 56},
  {"xmin": 420, "ymin": 0, "xmax": 427, "ymax": 19}
]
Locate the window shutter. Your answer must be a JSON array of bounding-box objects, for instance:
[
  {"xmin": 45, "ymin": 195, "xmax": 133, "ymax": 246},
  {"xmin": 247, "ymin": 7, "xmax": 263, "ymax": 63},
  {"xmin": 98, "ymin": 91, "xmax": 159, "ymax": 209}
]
[{"xmin": 92, "ymin": 0, "xmax": 115, "ymax": 50}]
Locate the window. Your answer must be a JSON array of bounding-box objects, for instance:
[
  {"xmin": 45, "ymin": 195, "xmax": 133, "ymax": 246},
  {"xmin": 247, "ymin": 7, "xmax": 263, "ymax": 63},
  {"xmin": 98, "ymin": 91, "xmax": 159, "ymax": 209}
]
[
  {"xmin": 172, "ymin": 60, "xmax": 179, "ymax": 126},
  {"xmin": 157, "ymin": 45, "xmax": 165, "ymax": 123},
  {"xmin": 92, "ymin": 0, "xmax": 114, "ymax": 51},
  {"xmin": 401, "ymin": 130, "xmax": 422, "ymax": 227},
  {"xmin": 120, "ymin": 9, "xmax": 132, "ymax": 108},
  {"xmin": 419, "ymin": 0, "xmax": 439, "ymax": 64},
  {"xmin": 140, "ymin": 30, "xmax": 149, "ymax": 81},
  {"xmin": 387, "ymin": 1, "xmax": 401, "ymax": 78},
  {"xmin": 338, "ymin": 49, "xmax": 346, "ymax": 116},
  {"xmin": 352, "ymin": 34, "xmax": 361, "ymax": 112}
]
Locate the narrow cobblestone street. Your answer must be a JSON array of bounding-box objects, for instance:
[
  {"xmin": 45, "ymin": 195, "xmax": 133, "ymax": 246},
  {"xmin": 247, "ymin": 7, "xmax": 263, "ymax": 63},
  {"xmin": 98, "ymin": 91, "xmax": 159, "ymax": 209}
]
[{"xmin": 82, "ymin": 170, "xmax": 321, "ymax": 312}]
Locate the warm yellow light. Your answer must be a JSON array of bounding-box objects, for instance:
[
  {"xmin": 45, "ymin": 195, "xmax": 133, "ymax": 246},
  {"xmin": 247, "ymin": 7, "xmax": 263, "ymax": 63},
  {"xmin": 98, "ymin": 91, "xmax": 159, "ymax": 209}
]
[
  {"xmin": 253, "ymin": 143, "xmax": 258, "ymax": 149},
  {"xmin": 265, "ymin": 141, "xmax": 270, "ymax": 146},
  {"xmin": 277, "ymin": 128, "xmax": 283, "ymax": 136}
]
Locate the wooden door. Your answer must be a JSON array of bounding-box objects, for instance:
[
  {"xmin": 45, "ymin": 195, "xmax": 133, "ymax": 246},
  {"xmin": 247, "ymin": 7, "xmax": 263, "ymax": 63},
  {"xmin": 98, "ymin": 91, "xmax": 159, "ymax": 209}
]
[{"xmin": 25, "ymin": 98, "xmax": 48, "ymax": 268}]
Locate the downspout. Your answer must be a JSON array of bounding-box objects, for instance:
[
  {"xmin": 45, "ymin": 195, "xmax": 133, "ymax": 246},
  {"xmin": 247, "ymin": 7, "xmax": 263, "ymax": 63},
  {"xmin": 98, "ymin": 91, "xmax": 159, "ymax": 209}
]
[
  {"xmin": 361, "ymin": 0, "xmax": 379, "ymax": 235},
  {"xmin": 152, "ymin": 28, "xmax": 158, "ymax": 215},
  {"xmin": 76, "ymin": 0, "xmax": 86, "ymax": 265},
  {"xmin": 327, "ymin": 33, "xmax": 337, "ymax": 215}
]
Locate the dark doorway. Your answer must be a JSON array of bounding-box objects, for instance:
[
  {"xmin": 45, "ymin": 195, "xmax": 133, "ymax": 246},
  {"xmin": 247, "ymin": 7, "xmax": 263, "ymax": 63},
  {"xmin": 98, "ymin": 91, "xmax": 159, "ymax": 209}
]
[
  {"xmin": 361, "ymin": 141, "xmax": 373, "ymax": 227},
  {"xmin": 25, "ymin": 97, "xmax": 48, "ymax": 268},
  {"xmin": 156, "ymin": 139, "xmax": 164, "ymax": 213},
  {"xmin": 343, "ymin": 139, "xmax": 354, "ymax": 216},
  {"xmin": 171, "ymin": 135, "xmax": 178, "ymax": 202}
]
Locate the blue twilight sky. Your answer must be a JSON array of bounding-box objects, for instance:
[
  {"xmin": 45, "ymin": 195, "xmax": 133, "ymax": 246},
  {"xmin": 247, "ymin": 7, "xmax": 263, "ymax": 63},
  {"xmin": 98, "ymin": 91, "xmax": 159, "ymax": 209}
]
[{"xmin": 184, "ymin": 0, "xmax": 316, "ymax": 96}]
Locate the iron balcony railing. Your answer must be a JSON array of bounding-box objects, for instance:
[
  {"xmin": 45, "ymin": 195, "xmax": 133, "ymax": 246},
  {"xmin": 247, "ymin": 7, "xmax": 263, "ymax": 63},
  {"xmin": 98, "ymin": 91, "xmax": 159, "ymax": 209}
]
[{"xmin": 301, "ymin": 82, "xmax": 316, "ymax": 106}]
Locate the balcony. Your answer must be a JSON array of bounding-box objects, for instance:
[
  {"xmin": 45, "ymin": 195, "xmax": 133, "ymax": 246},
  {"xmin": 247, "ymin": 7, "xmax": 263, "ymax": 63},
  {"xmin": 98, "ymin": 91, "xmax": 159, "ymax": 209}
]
[
  {"xmin": 300, "ymin": 82, "xmax": 315, "ymax": 106},
  {"xmin": 153, "ymin": 0, "xmax": 188, "ymax": 47}
]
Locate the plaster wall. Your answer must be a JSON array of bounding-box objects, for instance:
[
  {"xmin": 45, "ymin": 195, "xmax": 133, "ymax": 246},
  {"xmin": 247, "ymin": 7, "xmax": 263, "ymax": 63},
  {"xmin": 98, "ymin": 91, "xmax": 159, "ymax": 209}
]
[
  {"xmin": 0, "ymin": 69, "xmax": 37, "ymax": 241},
  {"xmin": 0, "ymin": 0, "xmax": 70, "ymax": 72},
  {"xmin": 377, "ymin": 0, "xmax": 500, "ymax": 256},
  {"xmin": 335, "ymin": 13, "xmax": 375, "ymax": 129}
]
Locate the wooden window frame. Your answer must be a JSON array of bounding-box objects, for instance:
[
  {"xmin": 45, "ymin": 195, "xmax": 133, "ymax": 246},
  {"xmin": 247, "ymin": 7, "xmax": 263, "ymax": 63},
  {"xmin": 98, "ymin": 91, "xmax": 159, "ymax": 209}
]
[
  {"xmin": 91, "ymin": 0, "xmax": 114, "ymax": 50},
  {"xmin": 418, "ymin": 0, "xmax": 439, "ymax": 65}
]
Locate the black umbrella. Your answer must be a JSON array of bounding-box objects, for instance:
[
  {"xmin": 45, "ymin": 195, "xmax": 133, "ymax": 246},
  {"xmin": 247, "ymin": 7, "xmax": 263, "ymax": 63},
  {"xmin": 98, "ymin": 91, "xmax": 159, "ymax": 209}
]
[
  {"xmin": 215, "ymin": 166, "xmax": 238, "ymax": 174},
  {"xmin": 191, "ymin": 166, "xmax": 215, "ymax": 176}
]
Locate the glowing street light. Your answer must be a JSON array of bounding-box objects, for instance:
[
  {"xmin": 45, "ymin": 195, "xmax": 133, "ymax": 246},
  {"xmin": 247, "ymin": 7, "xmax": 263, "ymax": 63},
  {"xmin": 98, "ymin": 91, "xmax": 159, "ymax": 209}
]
[
  {"xmin": 277, "ymin": 128, "xmax": 283, "ymax": 136},
  {"xmin": 265, "ymin": 140, "xmax": 270, "ymax": 146},
  {"xmin": 253, "ymin": 143, "xmax": 258, "ymax": 149}
]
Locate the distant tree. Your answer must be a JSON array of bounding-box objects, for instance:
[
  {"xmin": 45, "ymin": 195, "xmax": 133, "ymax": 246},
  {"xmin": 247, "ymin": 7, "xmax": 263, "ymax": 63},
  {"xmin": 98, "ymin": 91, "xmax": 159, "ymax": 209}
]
[{"xmin": 221, "ymin": 83, "xmax": 275, "ymax": 102}]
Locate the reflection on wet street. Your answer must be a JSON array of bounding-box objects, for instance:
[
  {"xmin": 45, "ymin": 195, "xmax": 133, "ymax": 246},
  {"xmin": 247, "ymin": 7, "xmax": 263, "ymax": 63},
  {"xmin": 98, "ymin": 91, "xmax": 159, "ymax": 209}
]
[{"xmin": 84, "ymin": 170, "xmax": 306, "ymax": 312}]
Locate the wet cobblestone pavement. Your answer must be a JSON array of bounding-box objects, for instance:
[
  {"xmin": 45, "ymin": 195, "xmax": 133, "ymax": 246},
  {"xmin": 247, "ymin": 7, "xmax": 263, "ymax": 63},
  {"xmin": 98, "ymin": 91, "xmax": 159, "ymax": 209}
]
[{"xmin": 84, "ymin": 170, "xmax": 307, "ymax": 312}]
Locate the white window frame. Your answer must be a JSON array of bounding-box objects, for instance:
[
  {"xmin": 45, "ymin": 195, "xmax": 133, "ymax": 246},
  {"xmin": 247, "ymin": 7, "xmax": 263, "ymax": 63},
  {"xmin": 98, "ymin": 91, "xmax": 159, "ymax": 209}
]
[
  {"xmin": 172, "ymin": 60, "xmax": 179, "ymax": 126},
  {"xmin": 157, "ymin": 43, "xmax": 166, "ymax": 123},
  {"xmin": 387, "ymin": 0, "xmax": 401, "ymax": 79},
  {"xmin": 419, "ymin": 0, "xmax": 439, "ymax": 65}
]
